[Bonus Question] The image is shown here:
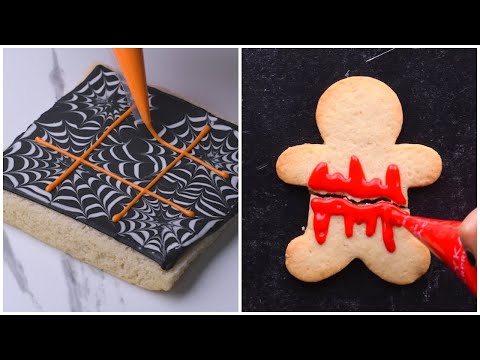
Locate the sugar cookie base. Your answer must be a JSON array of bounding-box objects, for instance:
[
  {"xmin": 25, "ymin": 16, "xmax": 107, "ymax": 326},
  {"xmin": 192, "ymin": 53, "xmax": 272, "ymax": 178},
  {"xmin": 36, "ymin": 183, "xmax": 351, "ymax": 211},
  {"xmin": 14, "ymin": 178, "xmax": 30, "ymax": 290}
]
[
  {"xmin": 3, "ymin": 191, "xmax": 236, "ymax": 291},
  {"xmin": 277, "ymin": 77, "xmax": 440, "ymax": 285}
]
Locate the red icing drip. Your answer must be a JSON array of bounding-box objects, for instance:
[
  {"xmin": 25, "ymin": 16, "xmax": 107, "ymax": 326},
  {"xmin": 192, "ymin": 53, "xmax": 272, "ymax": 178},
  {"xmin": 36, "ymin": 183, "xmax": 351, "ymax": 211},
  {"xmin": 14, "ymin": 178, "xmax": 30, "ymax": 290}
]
[
  {"xmin": 308, "ymin": 156, "xmax": 407, "ymax": 205},
  {"xmin": 311, "ymin": 197, "xmax": 408, "ymax": 253}
]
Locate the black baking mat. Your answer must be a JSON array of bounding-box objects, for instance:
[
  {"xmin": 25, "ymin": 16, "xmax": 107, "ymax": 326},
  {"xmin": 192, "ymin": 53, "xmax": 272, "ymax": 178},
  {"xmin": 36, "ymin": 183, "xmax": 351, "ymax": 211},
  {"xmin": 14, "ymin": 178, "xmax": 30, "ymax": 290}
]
[
  {"xmin": 242, "ymin": 48, "xmax": 477, "ymax": 312},
  {"xmin": 4, "ymin": 65, "xmax": 238, "ymax": 270}
]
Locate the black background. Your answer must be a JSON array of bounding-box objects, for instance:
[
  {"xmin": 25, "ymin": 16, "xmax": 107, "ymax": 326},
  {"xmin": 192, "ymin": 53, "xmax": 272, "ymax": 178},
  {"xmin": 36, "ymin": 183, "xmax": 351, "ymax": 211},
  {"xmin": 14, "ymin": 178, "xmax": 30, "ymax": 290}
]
[{"xmin": 242, "ymin": 48, "xmax": 477, "ymax": 312}]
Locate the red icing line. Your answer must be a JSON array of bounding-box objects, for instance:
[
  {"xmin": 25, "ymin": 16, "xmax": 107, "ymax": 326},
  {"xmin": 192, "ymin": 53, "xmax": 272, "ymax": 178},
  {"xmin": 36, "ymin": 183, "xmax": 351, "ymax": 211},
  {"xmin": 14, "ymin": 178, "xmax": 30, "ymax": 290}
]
[
  {"xmin": 308, "ymin": 156, "xmax": 407, "ymax": 205},
  {"xmin": 310, "ymin": 197, "xmax": 408, "ymax": 253}
]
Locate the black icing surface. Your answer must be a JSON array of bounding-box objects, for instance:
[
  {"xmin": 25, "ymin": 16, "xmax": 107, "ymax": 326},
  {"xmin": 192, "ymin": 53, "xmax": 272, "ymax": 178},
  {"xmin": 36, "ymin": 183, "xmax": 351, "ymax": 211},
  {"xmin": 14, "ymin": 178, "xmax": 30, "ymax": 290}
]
[
  {"xmin": 242, "ymin": 48, "xmax": 477, "ymax": 312},
  {"xmin": 4, "ymin": 65, "xmax": 238, "ymax": 270}
]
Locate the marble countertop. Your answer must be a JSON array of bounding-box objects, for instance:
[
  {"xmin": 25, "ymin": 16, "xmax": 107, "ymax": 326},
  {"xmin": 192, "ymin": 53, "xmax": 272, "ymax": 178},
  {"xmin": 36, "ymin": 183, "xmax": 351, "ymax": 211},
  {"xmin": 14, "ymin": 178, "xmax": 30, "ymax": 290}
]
[{"xmin": 3, "ymin": 48, "xmax": 239, "ymax": 312}]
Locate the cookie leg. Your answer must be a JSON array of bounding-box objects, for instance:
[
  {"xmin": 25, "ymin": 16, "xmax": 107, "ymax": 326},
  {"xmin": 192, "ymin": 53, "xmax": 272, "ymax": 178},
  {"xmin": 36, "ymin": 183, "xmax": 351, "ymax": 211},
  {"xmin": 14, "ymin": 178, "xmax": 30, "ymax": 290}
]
[
  {"xmin": 359, "ymin": 228, "xmax": 431, "ymax": 285},
  {"xmin": 286, "ymin": 231, "xmax": 353, "ymax": 282}
]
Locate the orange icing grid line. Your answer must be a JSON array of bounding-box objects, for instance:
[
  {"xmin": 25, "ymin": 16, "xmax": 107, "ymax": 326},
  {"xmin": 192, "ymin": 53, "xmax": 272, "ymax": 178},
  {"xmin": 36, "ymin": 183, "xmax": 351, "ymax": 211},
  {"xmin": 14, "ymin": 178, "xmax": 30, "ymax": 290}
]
[
  {"xmin": 36, "ymin": 107, "xmax": 227, "ymax": 221},
  {"xmin": 35, "ymin": 137, "xmax": 195, "ymax": 218},
  {"xmin": 45, "ymin": 106, "xmax": 135, "ymax": 192},
  {"xmin": 111, "ymin": 125, "xmax": 211, "ymax": 222}
]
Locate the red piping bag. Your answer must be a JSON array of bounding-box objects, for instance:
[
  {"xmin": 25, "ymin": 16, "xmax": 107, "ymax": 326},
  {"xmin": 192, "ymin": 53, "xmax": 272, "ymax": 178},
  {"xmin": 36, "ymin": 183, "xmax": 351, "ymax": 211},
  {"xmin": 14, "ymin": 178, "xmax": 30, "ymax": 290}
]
[{"xmin": 391, "ymin": 212, "xmax": 477, "ymax": 295}]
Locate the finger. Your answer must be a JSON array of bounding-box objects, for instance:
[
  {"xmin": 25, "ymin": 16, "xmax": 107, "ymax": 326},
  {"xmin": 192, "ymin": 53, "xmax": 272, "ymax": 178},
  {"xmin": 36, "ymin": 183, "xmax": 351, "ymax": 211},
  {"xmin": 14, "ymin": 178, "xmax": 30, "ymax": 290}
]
[{"xmin": 459, "ymin": 208, "xmax": 477, "ymax": 266}]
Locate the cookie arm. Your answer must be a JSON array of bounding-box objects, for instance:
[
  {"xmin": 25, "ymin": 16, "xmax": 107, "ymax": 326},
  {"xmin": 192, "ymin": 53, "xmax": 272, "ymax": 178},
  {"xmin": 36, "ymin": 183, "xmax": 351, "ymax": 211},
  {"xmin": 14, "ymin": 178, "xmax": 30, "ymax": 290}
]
[
  {"xmin": 276, "ymin": 144, "xmax": 327, "ymax": 186},
  {"xmin": 393, "ymin": 144, "xmax": 442, "ymax": 187}
]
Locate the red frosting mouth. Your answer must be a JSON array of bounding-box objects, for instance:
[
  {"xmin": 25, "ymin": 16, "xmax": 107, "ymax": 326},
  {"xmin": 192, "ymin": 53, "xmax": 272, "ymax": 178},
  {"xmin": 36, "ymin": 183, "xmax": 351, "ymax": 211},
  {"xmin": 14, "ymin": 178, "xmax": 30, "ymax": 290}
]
[
  {"xmin": 310, "ymin": 197, "xmax": 408, "ymax": 253},
  {"xmin": 308, "ymin": 156, "xmax": 408, "ymax": 252},
  {"xmin": 308, "ymin": 155, "xmax": 406, "ymax": 206}
]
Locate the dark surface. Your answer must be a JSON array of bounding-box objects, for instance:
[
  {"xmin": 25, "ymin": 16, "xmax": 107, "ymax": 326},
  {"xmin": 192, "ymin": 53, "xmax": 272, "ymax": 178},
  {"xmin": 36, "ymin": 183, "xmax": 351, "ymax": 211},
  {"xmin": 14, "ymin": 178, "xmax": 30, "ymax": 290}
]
[{"xmin": 242, "ymin": 48, "xmax": 477, "ymax": 312}]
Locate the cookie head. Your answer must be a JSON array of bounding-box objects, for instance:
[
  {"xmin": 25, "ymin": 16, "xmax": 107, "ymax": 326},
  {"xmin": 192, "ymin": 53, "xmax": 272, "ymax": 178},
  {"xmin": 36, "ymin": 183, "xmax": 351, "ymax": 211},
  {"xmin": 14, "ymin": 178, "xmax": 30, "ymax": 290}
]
[{"xmin": 316, "ymin": 76, "xmax": 403, "ymax": 145}]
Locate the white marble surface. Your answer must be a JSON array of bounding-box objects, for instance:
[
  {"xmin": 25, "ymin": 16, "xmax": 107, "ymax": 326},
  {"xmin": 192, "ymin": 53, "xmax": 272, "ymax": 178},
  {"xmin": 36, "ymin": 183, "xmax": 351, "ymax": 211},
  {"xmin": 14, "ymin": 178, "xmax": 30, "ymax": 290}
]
[{"xmin": 3, "ymin": 48, "xmax": 239, "ymax": 312}]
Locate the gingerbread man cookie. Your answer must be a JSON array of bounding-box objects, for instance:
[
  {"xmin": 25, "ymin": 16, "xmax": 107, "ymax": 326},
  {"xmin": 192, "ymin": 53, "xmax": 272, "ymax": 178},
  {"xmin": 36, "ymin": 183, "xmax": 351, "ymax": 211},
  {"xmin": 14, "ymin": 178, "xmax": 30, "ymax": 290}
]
[{"xmin": 276, "ymin": 76, "xmax": 442, "ymax": 285}]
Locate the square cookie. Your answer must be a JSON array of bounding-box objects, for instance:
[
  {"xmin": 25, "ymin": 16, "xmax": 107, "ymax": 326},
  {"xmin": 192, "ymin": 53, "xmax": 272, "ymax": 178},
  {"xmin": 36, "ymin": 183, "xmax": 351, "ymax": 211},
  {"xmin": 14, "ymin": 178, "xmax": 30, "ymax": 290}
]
[{"xmin": 3, "ymin": 65, "xmax": 238, "ymax": 290}]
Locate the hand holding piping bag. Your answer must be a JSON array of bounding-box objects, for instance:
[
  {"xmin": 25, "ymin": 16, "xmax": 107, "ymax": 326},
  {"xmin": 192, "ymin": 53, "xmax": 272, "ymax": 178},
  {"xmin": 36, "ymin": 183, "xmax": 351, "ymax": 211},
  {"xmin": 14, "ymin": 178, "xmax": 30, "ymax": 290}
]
[{"xmin": 391, "ymin": 208, "xmax": 477, "ymax": 295}]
